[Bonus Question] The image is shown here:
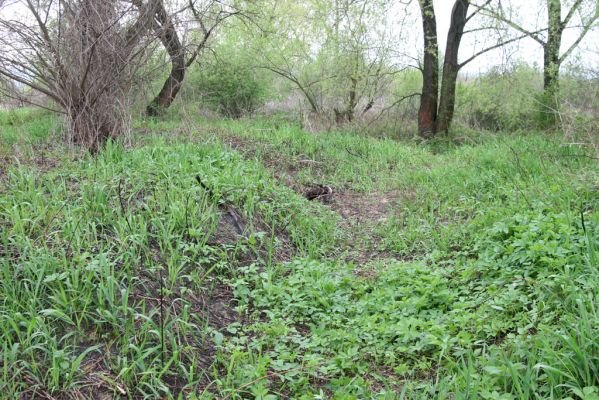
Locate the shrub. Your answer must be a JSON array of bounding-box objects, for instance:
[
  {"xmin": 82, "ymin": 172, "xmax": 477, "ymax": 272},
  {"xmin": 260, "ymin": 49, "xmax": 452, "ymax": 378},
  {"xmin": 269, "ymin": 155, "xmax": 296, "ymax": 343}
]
[
  {"xmin": 455, "ymin": 64, "xmax": 542, "ymax": 132},
  {"xmin": 198, "ymin": 61, "xmax": 266, "ymax": 118}
]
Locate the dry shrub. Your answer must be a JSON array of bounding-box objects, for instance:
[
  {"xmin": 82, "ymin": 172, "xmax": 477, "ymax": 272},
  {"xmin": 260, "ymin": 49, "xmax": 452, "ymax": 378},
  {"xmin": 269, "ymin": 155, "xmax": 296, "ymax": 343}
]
[
  {"xmin": 0, "ymin": 0, "xmax": 158, "ymax": 152},
  {"xmin": 558, "ymin": 102, "xmax": 599, "ymax": 159}
]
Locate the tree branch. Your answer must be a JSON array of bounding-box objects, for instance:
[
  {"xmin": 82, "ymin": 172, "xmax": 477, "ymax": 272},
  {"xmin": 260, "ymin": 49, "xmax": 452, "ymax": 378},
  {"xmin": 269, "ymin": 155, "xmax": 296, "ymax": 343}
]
[
  {"xmin": 562, "ymin": 0, "xmax": 584, "ymax": 27},
  {"xmin": 479, "ymin": 5, "xmax": 547, "ymax": 45},
  {"xmin": 459, "ymin": 30, "xmax": 543, "ymax": 68}
]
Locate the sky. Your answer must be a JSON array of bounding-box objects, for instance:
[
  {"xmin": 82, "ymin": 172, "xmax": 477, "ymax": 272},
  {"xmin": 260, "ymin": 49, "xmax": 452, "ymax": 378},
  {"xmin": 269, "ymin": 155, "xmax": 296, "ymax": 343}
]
[
  {"xmin": 1, "ymin": 0, "xmax": 598, "ymax": 76},
  {"xmin": 427, "ymin": 0, "xmax": 599, "ymax": 75}
]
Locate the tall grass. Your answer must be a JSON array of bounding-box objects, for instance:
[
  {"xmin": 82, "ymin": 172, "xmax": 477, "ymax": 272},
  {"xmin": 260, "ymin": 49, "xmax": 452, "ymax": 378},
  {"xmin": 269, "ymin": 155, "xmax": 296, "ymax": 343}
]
[{"xmin": 1, "ymin": 109, "xmax": 598, "ymax": 398}]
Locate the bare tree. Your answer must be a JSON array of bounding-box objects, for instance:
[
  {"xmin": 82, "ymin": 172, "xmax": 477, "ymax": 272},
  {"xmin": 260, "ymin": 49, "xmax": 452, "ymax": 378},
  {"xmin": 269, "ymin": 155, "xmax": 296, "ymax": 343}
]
[
  {"xmin": 481, "ymin": 0, "xmax": 599, "ymax": 125},
  {"xmin": 416, "ymin": 0, "xmax": 531, "ymax": 137},
  {"xmin": 0, "ymin": 0, "xmax": 158, "ymax": 151},
  {"xmin": 483, "ymin": 0, "xmax": 599, "ymax": 94}
]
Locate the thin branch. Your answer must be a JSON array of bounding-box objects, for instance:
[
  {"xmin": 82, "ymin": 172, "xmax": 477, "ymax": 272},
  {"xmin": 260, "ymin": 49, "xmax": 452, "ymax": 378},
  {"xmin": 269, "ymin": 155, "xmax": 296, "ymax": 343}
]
[
  {"xmin": 562, "ymin": 0, "xmax": 584, "ymax": 27},
  {"xmin": 459, "ymin": 31, "xmax": 539, "ymax": 68},
  {"xmin": 559, "ymin": 5, "xmax": 599, "ymax": 63},
  {"xmin": 0, "ymin": 88, "xmax": 64, "ymax": 113},
  {"xmin": 465, "ymin": 0, "xmax": 492, "ymax": 24},
  {"xmin": 368, "ymin": 92, "xmax": 420, "ymax": 125},
  {"xmin": 0, "ymin": 68, "xmax": 63, "ymax": 104},
  {"xmin": 479, "ymin": 5, "xmax": 547, "ymax": 45}
]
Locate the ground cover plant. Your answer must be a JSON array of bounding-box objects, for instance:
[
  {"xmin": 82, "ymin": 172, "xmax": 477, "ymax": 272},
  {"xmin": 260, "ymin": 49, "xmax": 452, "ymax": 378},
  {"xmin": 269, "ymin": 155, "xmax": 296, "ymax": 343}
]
[
  {"xmin": 2, "ymin": 0, "xmax": 599, "ymax": 398},
  {"xmin": 1, "ymin": 108, "xmax": 598, "ymax": 399}
]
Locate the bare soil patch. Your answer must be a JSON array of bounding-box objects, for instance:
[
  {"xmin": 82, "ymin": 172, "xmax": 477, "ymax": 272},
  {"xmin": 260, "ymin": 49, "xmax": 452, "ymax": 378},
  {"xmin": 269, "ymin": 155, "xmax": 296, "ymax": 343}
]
[
  {"xmin": 330, "ymin": 189, "xmax": 402, "ymax": 224},
  {"xmin": 218, "ymin": 131, "xmax": 416, "ymax": 271},
  {"xmin": 330, "ymin": 189, "xmax": 415, "ymax": 270}
]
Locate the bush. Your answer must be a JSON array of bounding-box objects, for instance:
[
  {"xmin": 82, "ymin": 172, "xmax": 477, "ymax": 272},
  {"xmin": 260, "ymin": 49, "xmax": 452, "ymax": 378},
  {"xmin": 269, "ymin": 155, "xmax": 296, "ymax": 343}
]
[
  {"xmin": 455, "ymin": 64, "xmax": 542, "ymax": 132},
  {"xmin": 198, "ymin": 61, "xmax": 266, "ymax": 118}
]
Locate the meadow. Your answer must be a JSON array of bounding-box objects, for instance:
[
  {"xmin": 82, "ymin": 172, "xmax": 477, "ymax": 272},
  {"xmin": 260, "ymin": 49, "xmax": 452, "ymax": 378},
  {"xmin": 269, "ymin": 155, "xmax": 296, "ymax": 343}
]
[{"xmin": 1, "ymin": 107, "xmax": 598, "ymax": 399}]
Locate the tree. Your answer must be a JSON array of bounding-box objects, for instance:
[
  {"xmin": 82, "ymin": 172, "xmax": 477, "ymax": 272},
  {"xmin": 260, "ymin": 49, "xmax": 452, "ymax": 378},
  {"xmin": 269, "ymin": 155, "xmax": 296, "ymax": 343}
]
[
  {"xmin": 145, "ymin": 0, "xmax": 187, "ymax": 115},
  {"xmin": 144, "ymin": 0, "xmax": 243, "ymax": 116},
  {"xmin": 436, "ymin": 0, "xmax": 470, "ymax": 133},
  {"xmin": 0, "ymin": 0, "xmax": 158, "ymax": 151},
  {"xmin": 252, "ymin": 0, "xmax": 343, "ymax": 116},
  {"xmin": 417, "ymin": 0, "xmax": 439, "ymax": 137},
  {"xmin": 255, "ymin": 0, "xmax": 406, "ymax": 126},
  {"xmin": 327, "ymin": 0, "xmax": 402, "ymax": 124},
  {"xmin": 481, "ymin": 0, "xmax": 599, "ymax": 125},
  {"xmin": 416, "ymin": 0, "xmax": 529, "ymax": 137}
]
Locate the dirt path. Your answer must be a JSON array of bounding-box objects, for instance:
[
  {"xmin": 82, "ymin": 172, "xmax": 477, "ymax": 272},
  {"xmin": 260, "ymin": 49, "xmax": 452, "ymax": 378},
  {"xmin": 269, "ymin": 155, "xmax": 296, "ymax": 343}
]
[{"xmin": 219, "ymin": 131, "xmax": 410, "ymax": 272}]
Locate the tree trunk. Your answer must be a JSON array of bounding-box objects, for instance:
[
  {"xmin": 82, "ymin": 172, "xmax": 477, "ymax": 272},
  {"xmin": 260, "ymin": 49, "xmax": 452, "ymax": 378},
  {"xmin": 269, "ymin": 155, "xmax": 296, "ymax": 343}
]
[
  {"xmin": 540, "ymin": 0, "xmax": 562, "ymax": 126},
  {"xmin": 417, "ymin": 0, "xmax": 439, "ymax": 138},
  {"xmin": 543, "ymin": 49, "xmax": 560, "ymax": 95},
  {"xmin": 67, "ymin": 0, "xmax": 129, "ymax": 152},
  {"xmin": 147, "ymin": 1, "xmax": 186, "ymax": 116},
  {"xmin": 335, "ymin": 76, "xmax": 358, "ymax": 124},
  {"xmin": 544, "ymin": 0, "xmax": 562, "ymax": 93},
  {"xmin": 436, "ymin": 0, "xmax": 469, "ymax": 133}
]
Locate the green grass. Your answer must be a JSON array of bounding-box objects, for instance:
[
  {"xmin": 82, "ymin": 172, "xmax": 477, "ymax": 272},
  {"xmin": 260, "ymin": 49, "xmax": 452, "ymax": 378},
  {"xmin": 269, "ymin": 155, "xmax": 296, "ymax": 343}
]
[
  {"xmin": 1, "ymin": 109, "xmax": 598, "ymax": 398},
  {"xmin": 0, "ymin": 108, "xmax": 59, "ymax": 146}
]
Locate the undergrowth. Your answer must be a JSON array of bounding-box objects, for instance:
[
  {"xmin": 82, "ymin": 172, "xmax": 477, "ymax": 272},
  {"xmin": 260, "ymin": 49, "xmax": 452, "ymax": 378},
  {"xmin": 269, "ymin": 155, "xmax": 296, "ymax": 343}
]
[{"xmin": 1, "ymin": 109, "xmax": 598, "ymax": 399}]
